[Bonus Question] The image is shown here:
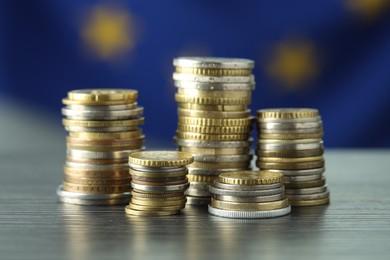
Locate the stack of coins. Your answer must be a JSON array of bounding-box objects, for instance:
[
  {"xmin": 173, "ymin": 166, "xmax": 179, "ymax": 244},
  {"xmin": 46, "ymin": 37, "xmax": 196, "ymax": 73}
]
[
  {"xmin": 126, "ymin": 151, "xmax": 194, "ymax": 216},
  {"xmin": 173, "ymin": 57, "xmax": 255, "ymax": 205},
  {"xmin": 208, "ymin": 171, "xmax": 291, "ymax": 218},
  {"xmin": 256, "ymin": 108, "xmax": 330, "ymax": 206},
  {"xmin": 57, "ymin": 89, "xmax": 145, "ymax": 205}
]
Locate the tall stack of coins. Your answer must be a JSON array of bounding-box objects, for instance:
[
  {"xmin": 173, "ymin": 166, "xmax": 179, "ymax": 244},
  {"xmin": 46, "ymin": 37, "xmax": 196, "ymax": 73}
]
[
  {"xmin": 126, "ymin": 151, "xmax": 194, "ymax": 216},
  {"xmin": 256, "ymin": 108, "xmax": 330, "ymax": 206},
  {"xmin": 208, "ymin": 171, "xmax": 291, "ymax": 218},
  {"xmin": 173, "ymin": 57, "xmax": 255, "ymax": 205},
  {"xmin": 57, "ymin": 89, "xmax": 145, "ymax": 205}
]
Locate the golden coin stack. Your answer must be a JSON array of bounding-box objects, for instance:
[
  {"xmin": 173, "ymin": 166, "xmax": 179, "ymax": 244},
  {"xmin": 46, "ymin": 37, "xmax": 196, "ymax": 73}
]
[
  {"xmin": 208, "ymin": 171, "xmax": 291, "ymax": 218},
  {"xmin": 57, "ymin": 89, "xmax": 145, "ymax": 205},
  {"xmin": 126, "ymin": 151, "xmax": 194, "ymax": 216},
  {"xmin": 256, "ymin": 108, "xmax": 330, "ymax": 206},
  {"xmin": 173, "ymin": 57, "xmax": 255, "ymax": 205}
]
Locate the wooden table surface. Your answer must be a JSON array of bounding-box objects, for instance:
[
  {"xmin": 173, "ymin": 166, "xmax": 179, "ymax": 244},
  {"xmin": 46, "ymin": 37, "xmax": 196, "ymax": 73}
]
[{"xmin": 1, "ymin": 100, "xmax": 390, "ymax": 260}]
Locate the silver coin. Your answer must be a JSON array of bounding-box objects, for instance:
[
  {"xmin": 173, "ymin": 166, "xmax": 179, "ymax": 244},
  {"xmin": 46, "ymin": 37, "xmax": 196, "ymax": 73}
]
[
  {"xmin": 209, "ymin": 185, "xmax": 284, "ymax": 197},
  {"xmin": 257, "ymin": 141, "xmax": 323, "ymax": 151},
  {"xmin": 213, "ymin": 193, "xmax": 284, "ymax": 203},
  {"xmin": 65, "ymin": 161, "xmax": 129, "ymax": 170},
  {"xmin": 62, "ymin": 107, "xmax": 143, "ymax": 120},
  {"xmin": 259, "ymin": 127, "xmax": 323, "ymax": 134},
  {"xmin": 173, "ymin": 73, "xmax": 254, "ymax": 83},
  {"xmin": 57, "ymin": 185, "xmax": 131, "ymax": 205},
  {"xmin": 258, "ymin": 121, "xmax": 322, "ymax": 130},
  {"xmin": 189, "ymin": 182, "xmax": 211, "ymax": 190},
  {"xmin": 193, "ymin": 154, "xmax": 252, "ymax": 163},
  {"xmin": 185, "ymin": 188, "xmax": 211, "ymax": 197},
  {"xmin": 67, "ymin": 149, "xmax": 138, "ymax": 160},
  {"xmin": 257, "ymin": 116, "xmax": 322, "ymax": 123},
  {"xmin": 284, "ymin": 185, "xmax": 328, "ymax": 195},
  {"xmin": 208, "ymin": 204, "xmax": 291, "ymax": 219},
  {"xmin": 267, "ymin": 167, "xmax": 325, "ymax": 176},
  {"xmin": 131, "ymin": 182, "xmax": 190, "ymax": 192},
  {"xmin": 287, "ymin": 190, "xmax": 330, "ymax": 200},
  {"xmin": 213, "ymin": 181, "xmax": 284, "ymax": 191},
  {"xmin": 175, "ymin": 80, "xmax": 255, "ymax": 91},
  {"xmin": 175, "ymin": 138, "xmax": 252, "ymax": 148},
  {"xmin": 173, "ymin": 57, "xmax": 254, "ymax": 69},
  {"xmin": 65, "ymin": 126, "xmax": 139, "ymax": 132},
  {"xmin": 128, "ymin": 164, "xmax": 187, "ymax": 172},
  {"xmin": 185, "ymin": 196, "xmax": 211, "ymax": 206},
  {"xmin": 66, "ymin": 103, "xmax": 137, "ymax": 111},
  {"xmin": 283, "ymin": 173, "xmax": 323, "ymax": 182},
  {"xmin": 188, "ymin": 167, "xmax": 250, "ymax": 176}
]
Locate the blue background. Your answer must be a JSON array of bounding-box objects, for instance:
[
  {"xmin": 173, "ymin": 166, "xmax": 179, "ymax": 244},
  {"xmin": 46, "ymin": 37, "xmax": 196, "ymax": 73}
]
[{"xmin": 1, "ymin": 0, "xmax": 390, "ymax": 148}]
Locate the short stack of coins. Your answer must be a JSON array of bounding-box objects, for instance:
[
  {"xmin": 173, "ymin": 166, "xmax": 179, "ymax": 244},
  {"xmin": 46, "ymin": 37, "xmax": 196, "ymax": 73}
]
[
  {"xmin": 208, "ymin": 171, "xmax": 291, "ymax": 218},
  {"xmin": 256, "ymin": 108, "xmax": 330, "ymax": 206},
  {"xmin": 173, "ymin": 57, "xmax": 255, "ymax": 205},
  {"xmin": 126, "ymin": 151, "xmax": 194, "ymax": 216},
  {"xmin": 57, "ymin": 89, "xmax": 145, "ymax": 205}
]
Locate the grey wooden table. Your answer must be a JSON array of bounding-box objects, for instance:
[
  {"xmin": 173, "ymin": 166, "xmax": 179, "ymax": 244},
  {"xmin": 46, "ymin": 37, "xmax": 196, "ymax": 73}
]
[{"xmin": 1, "ymin": 99, "xmax": 390, "ymax": 260}]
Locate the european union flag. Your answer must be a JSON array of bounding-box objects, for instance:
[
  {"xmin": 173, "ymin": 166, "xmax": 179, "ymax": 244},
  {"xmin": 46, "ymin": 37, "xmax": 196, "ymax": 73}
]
[{"xmin": 1, "ymin": 0, "xmax": 390, "ymax": 147}]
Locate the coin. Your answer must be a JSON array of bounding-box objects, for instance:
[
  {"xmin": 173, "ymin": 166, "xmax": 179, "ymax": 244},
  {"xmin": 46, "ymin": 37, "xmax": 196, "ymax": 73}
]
[
  {"xmin": 131, "ymin": 190, "xmax": 184, "ymax": 199},
  {"xmin": 131, "ymin": 182, "xmax": 190, "ymax": 192},
  {"xmin": 62, "ymin": 118, "xmax": 144, "ymax": 128},
  {"xmin": 257, "ymin": 160, "xmax": 325, "ymax": 170},
  {"xmin": 211, "ymin": 197, "xmax": 289, "ymax": 211},
  {"xmin": 175, "ymin": 67, "xmax": 252, "ymax": 76},
  {"xmin": 289, "ymin": 197, "xmax": 330, "ymax": 207},
  {"xmin": 178, "ymin": 108, "xmax": 251, "ymax": 119},
  {"xmin": 284, "ymin": 186, "xmax": 327, "ymax": 195},
  {"xmin": 284, "ymin": 177, "xmax": 326, "ymax": 189},
  {"xmin": 65, "ymin": 103, "xmax": 138, "ymax": 111},
  {"xmin": 64, "ymin": 176, "xmax": 131, "ymax": 185},
  {"xmin": 173, "ymin": 73, "xmax": 254, "ymax": 83},
  {"xmin": 131, "ymin": 178, "xmax": 188, "ymax": 186},
  {"xmin": 62, "ymin": 181, "xmax": 131, "ymax": 194},
  {"xmin": 62, "ymin": 107, "xmax": 143, "ymax": 120},
  {"xmin": 188, "ymin": 167, "xmax": 250, "ymax": 176},
  {"xmin": 67, "ymin": 89, "xmax": 138, "ymax": 102},
  {"xmin": 186, "ymin": 196, "xmax": 211, "ymax": 206},
  {"xmin": 258, "ymin": 121, "xmax": 322, "ymax": 130},
  {"xmin": 129, "ymin": 168, "xmax": 188, "ymax": 178},
  {"xmin": 178, "ymin": 116, "xmax": 253, "ymax": 127},
  {"xmin": 177, "ymin": 88, "xmax": 251, "ymax": 99},
  {"xmin": 208, "ymin": 204, "xmax": 291, "ymax": 219},
  {"xmin": 189, "ymin": 161, "xmax": 250, "ymax": 169},
  {"xmin": 209, "ymin": 184, "xmax": 285, "ymax": 197},
  {"xmin": 256, "ymin": 149, "xmax": 324, "ymax": 158},
  {"xmin": 257, "ymin": 108, "xmax": 319, "ymax": 119},
  {"xmin": 193, "ymin": 154, "xmax": 251, "ymax": 163},
  {"xmin": 68, "ymin": 130, "xmax": 142, "ymax": 140},
  {"xmin": 125, "ymin": 207, "xmax": 180, "ymax": 216},
  {"xmin": 176, "ymin": 132, "xmax": 250, "ymax": 141},
  {"xmin": 129, "ymin": 151, "xmax": 194, "ymax": 167},
  {"xmin": 187, "ymin": 174, "xmax": 217, "ymax": 183},
  {"xmin": 212, "ymin": 181, "xmax": 284, "ymax": 191},
  {"xmin": 175, "ymin": 94, "xmax": 251, "ymax": 105},
  {"xmin": 131, "ymin": 198, "xmax": 187, "ymax": 207},
  {"xmin": 178, "ymin": 124, "xmax": 252, "ymax": 134},
  {"xmin": 218, "ymin": 171, "xmax": 283, "ymax": 185},
  {"xmin": 173, "ymin": 57, "xmax": 255, "ymax": 69},
  {"xmin": 259, "ymin": 132, "xmax": 323, "ymax": 140},
  {"xmin": 213, "ymin": 193, "xmax": 284, "ymax": 203},
  {"xmin": 180, "ymin": 146, "xmax": 249, "ymax": 155},
  {"xmin": 175, "ymin": 138, "xmax": 252, "ymax": 148},
  {"xmin": 64, "ymin": 166, "xmax": 130, "ymax": 178},
  {"xmin": 257, "ymin": 156, "xmax": 324, "ymax": 163},
  {"xmin": 174, "ymin": 80, "xmax": 255, "ymax": 91},
  {"xmin": 283, "ymin": 173, "xmax": 322, "ymax": 182},
  {"xmin": 178, "ymin": 103, "xmax": 248, "ymax": 111},
  {"xmin": 66, "ymin": 149, "xmax": 135, "ymax": 160},
  {"xmin": 287, "ymin": 190, "xmax": 329, "ymax": 201}
]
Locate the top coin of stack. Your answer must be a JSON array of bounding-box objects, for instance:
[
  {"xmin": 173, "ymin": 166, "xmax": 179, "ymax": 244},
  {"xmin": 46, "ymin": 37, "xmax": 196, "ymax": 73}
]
[
  {"xmin": 57, "ymin": 89, "xmax": 145, "ymax": 205},
  {"xmin": 173, "ymin": 57, "xmax": 255, "ymax": 205},
  {"xmin": 256, "ymin": 108, "xmax": 330, "ymax": 206}
]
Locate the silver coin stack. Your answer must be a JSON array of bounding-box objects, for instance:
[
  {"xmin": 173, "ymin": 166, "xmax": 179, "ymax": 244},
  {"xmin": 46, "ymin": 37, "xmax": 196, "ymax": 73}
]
[
  {"xmin": 57, "ymin": 89, "xmax": 145, "ymax": 205},
  {"xmin": 173, "ymin": 57, "xmax": 255, "ymax": 206},
  {"xmin": 256, "ymin": 108, "xmax": 330, "ymax": 207},
  {"xmin": 126, "ymin": 151, "xmax": 194, "ymax": 216},
  {"xmin": 208, "ymin": 171, "xmax": 291, "ymax": 219}
]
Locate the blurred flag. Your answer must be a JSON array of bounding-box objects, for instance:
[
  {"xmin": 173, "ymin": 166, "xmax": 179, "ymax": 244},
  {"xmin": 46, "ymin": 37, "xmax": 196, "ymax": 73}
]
[{"xmin": 1, "ymin": 0, "xmax": 389, "ymax": 147}]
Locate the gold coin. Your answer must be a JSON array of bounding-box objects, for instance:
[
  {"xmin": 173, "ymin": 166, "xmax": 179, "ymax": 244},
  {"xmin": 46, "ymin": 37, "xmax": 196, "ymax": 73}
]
[
  {"xmin": 62, "ymin": 98, "xmax": 134, "ymax": 106},
  {"xmin": 256, "ymin": 149, "xmax": 324, "ymax": 158},
  {"xmin": 66, "ymin": 157, "xmax": 128, "ymax": 165},
  {"xmin": 175, "ymin": 67, "xmax": 252, "ymax": 76},
  {"xmin": 180, "ymin": 146, "xmax": 249, "ymax": 155},
  {"xmin": 125, "ymin": 206, "xmax": 180, "ymax": 216},
  {"xmin": 218, "ymin": 171, "xmax": 283, "ymax": 185},
  {"xmin": 129, "ymin": 168, "xmax": 188, "ymax": 178},
  {"xmin": 178, "ymin": 103, "xmax": 247, "ymax": 111},
  {"xmin": 284, "ymin": 177, "xmax": 326, "ymax": 189},
  {"xmin": 289, "ymin": 197, "xmax": 330, "ymax": 206},
  {"xmin": 131, "ymin": 175, "xmax": 187, "ymax": 183},
  {"xmin": 257, "ymin": 108, "xmax": 319, "ymax": 119},
  {"xmin": 68, "ymin": 130, "xmax": 142, "ymax": 140},
  {"xmin": 259, "ymin": 132, "xmax": 324, "ymax": 140},
  {"xmin": 131, "ymin": 190, "xmax": 184, "ymax": 199},
  {"xmin": 66, "ymin": 136, "xmax": 145, "ymax": 145},
  {"xmin": 131, "ymin": 198, "xmax": 186, "ymax": 207},
  {"xmin": 187, "ymin": 174, "xmax": 217, "ymax": 183},
  {"xmin": 67, "ymin": 89, "xmax": 138, "ymax": 102},
  {"xmin": 178, "ymin": 108, "xmax": 250, "ymax": 119},
  {"xmin": 257, "ymin": 160, "xmax": 324, "ymax": 170},
  {"xmin": 66, "ymin": 144, "xmax": 143, "ymax": 152},
  {"xmin": 178, "ymin": 116, "xmax": 253, "ymax": 126},
  {"xmin": 189, "ymin": 161, "xmax": 250, "ymax": 169},
  {"xmin": 177, "ymin": 124, "xmax": 252, "ymax": 134},
  {"xmin": 128, "ymin": 203, "xmax": 185, "ymax": 212},
  {"xmin": 257, "ymin": 156, "xmax": 324, "ymax": 163},
  {"xmin": 129, "ymin": 151, "xmax": 194, "ymax": 167},
  {"xmin": 211, "ymin": 197, "xmax": 289, "ymax": 211},
  {"xmin": 175, "ymin": 94, "xmax": 251, "ymax": 105},
  {"xmin": 62, "ymin": 118, "xmax": 144, "ymax": 128},
  {"xmin": 176, "ymin": 131, "xmax": 250, "ymax": 141},
  {"xmin": 64, "ymin": 176, "xmax": 131, "ymax": 185},
  {"xmin": 177, "ymin": 88, "xmax": 251, "ymax": 99},
  {"xmin": 64, "ymin": 166, "xmax": 129, "ymax": 178},
  {"xmin": 62, "ymin": 181, "xmax": 131, "ymax": 194}
]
